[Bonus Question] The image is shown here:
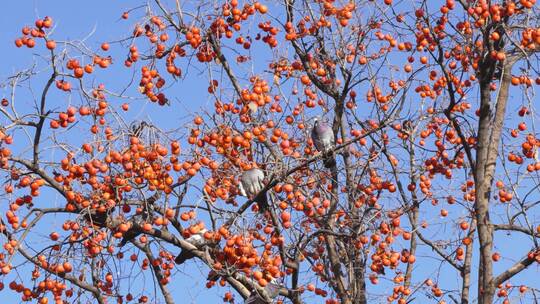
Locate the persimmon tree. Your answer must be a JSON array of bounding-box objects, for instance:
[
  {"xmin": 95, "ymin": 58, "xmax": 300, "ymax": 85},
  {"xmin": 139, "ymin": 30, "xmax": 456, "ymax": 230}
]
[{"xmin": 1, "ymin": 0, "xmax": 540, "ymax": 303}]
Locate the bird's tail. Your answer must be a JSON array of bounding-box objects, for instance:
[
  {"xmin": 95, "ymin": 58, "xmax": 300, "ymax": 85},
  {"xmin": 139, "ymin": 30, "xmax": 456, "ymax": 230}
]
[
  {"xmin": 256, "ymin": 191, "xmax": 269, "ymax": 213},
  {"xmin": 175, "ymin": 250, "xmax": 195, "ymax": 265},
  {"xmin": 207, "ymin": 270, "xmax": 220, "ymax": 282},
  {"xmin": 323, "ymin": 152, "xmax": 336, "ymax": 168},
  {"xmin": 118, "ymin": 227, "xmax": 141, "ymax": 247}
]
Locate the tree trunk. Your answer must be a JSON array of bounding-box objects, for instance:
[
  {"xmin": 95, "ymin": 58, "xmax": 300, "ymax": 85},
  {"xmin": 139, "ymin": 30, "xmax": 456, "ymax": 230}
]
[{"xmin": 474, "ymin": 62, "xmax": 513, "ymax": 304}]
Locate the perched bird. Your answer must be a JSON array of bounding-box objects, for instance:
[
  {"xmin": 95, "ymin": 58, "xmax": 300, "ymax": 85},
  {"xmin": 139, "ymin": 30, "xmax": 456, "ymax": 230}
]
[
  {"xmin": 129, "ymin": 121, "xmax": 149, "ymax": 137},
  {"xmin": 119, "ymin": 202, "xmax": 155, "ymax": 247},
  {"xmin": 244, "ymin": 279, "xmax": 281, "ymax": 304},
  {"xmin": 264, "ymin": 279, "xmax": 281, "ymax": 299},
  {"xmin": 207, "ymin": 269, "xmax": 220, "ymax": 282},
  {"xmin": 118, "ymin": 227, "xmax": 140, "ymax": 247},
  {"xmin": 84, "ymin": 207, "xmax": 115, "ymax": 229},
  {"xmin": 175, "ymin": 228, "xmax": 208, "ymax": 265},
  {"xmin": 311, "ymin": 118, "xmax": 336, "ymax": 168},
  {"xmin": 238, "ymin": 168, "xmax": 269, "ymax": 212},
  {"xmin": 401, "ymin": 119, "xmax": 413, "ymax": 138},
  {"xmin": 402, "ymin": 119, "xmax": 413, "ymax": 133},
  {"xmin": 245, "ymin": 294, "xmax": 266, "ymax": 304}
]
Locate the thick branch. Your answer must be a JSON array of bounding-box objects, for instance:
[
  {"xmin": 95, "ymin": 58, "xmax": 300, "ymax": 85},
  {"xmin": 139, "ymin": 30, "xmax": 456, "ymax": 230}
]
[{"xmin": 492, "ymin": 250, "xmax": 537, "ymax": 286}]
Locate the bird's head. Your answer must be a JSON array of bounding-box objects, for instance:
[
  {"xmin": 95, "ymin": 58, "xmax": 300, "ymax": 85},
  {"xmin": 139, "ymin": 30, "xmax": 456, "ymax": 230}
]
[{"xmin": 312, "ymin": 115, "xmax": 323, "ymax": 128}]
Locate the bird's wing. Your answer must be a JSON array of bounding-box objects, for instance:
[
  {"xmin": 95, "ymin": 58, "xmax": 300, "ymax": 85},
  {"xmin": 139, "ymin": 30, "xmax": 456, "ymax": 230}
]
[
  {"xmin": 238, "ymin": 180, "xmax": 247, "ymax": 197},
  {"xmin": 186, "ymin": 229, "xmax": 207, "ymax": 246},
  {"xmin": 311, "ymin": 126, "xmax": 323, "ymax": 151},
  {"xmin": 265, "ymin": 281, "xmax": 281, "ymax": 299},
  {"xmin": 187, "ymin": 234, "xmax": 202, "ymax": 244},
  {"xmin": 241, "ymin": 170, "xmax": 256, "ymax": 197},
  {"xmin": 320, "ymin": 124, "xmax": 335, "ymax": 149},
  {"xmin": 245, "ymin": 294, "xmax": 265, "ymax": 304},
  {"xmin": 174, "ymin": 249, "xmax": 194, "ymax": 265},
  {"xmin": 254, "ymin": 169, "xmax": 265, "ymax": 193}
]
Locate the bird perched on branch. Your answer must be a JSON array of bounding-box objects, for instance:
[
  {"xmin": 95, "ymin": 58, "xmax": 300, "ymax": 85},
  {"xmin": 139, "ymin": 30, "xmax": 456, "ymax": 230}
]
[
  {"xmin": 244, "ymin": 279, "xmax": 281, "ymax": 304},
  {"xmin": 130, "ymin": 121, "xmax": 149, "ymax": 137},
  {"xmin": 118, "ymin": 227, "xmax": 140, "ymax": 247},
  {"xmin": 311, "ymin": 118, "xmax": 336, "ymax": 168},
  {"xmin": 245, "ymin": 294, "xmax": 266, "ymax": 304},
  {"xmin": 175, "ymin": 228, "xmax": 208, "ymax": 265},
  {"xmin": 238, "ymin": 168, "xmax": 269, "ymax": 212},
  {"xmin": 83, "ymin": 206, "xmax": 115, "ymax": 229},
  {"xmin": 118, "ymin": 200, "xmax": 156, "ymax": 247},
  {"xmin": 401, "ymin": 119, "xmax": 414, "ymax": 139}
]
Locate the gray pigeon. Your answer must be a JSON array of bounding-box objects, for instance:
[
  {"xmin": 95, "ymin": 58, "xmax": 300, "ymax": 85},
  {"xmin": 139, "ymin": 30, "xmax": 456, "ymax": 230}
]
[
  {"xmin": 119, "ymin": 202, "xmax": 155, "ymax": 247},
  {"xmin": 311, "ymin": 118, "xmax": 336, "ymax": 168},
  {"xmin": 245, "ymin": 294, "xmax": 266, "ymax": 304},
  {"xmin": 118, "ymin": 227, "xmax": 140, "ymax": 247},
  {"xmin": 244, "ymin": 279, "xmax": 281, "ymax": 304},
  {"xmin": 175, "ymin": 228, "xmax": 207, "ymax": 264},
  {"xmin": 238, "ymin": 168, "xmax": 269, "ymax": 211},
  {"xmin": 264, "ymin": 279, "xmax": 281, "ymax": 299}
]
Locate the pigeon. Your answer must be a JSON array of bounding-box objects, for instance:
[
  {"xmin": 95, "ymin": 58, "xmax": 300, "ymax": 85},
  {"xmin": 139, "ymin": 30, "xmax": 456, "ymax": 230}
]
[
  {"xmin": 311, "ymin": 118, "xmax": 336, "ymax": 168},
  {"xmin": 238, "ymin": 168, "xmax": 269, "ymax": 212},
  {"xmin": 245, "ymin": 294, "xmax": 266, "ymax": 304},
  {"xmin": 84, "ymin": 207, "xmax": 115, "ymax": 229},
  {"xmin": 207, "ymin": 270, "xmax": 220, "ymax": 282},
  {"xmin": 264, "ymin": 279, "xmax": 281, "ymax": 299},
  {"xmin": 130, "ymin": 121, "xmax": 149, "ymax": 137},
  {"xmin": 118, "ymin": 228, "xmax": 141, "ymax": 247},
  {"xmin": 175, "ymin": 228, "xmax": 208, "ymax": 265},
  {"xmin": 244, "ymin": 279, "xmax": 281, "ymax": 304},
  {"xmin": 119, "ymin": 202, "xmax": 155, "ymax": 247}
]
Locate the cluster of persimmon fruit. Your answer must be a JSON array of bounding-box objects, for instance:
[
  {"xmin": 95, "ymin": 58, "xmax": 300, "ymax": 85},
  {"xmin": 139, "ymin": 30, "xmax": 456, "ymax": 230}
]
[
  {"xmin": 138, "ymin": 66, "xmax": 168, "ymax": 105},
  {"xmin": 14, "ymin": 16, "xmax": 52, "ymax": 48},
  {"xmin": 494, "ymin": 282, "xmax": 529, "ymax": 304},
  {"xmin": 122, "ymin": 0, "xmax": 275, "ymax": 104},
  {"xmin": 398, "ymin": 0, "xmax": 540, "ymax": 108},
  {"xmin": 14, "ymin": 17, "xmax": 114, "ymax": 95},
  {"xmin": 216, "ymin": 0, "xmax": 269, "ymax": 50},
  {"xmin": 6, "ymin": 277, "xmax": 74, "ymax": 304}
]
